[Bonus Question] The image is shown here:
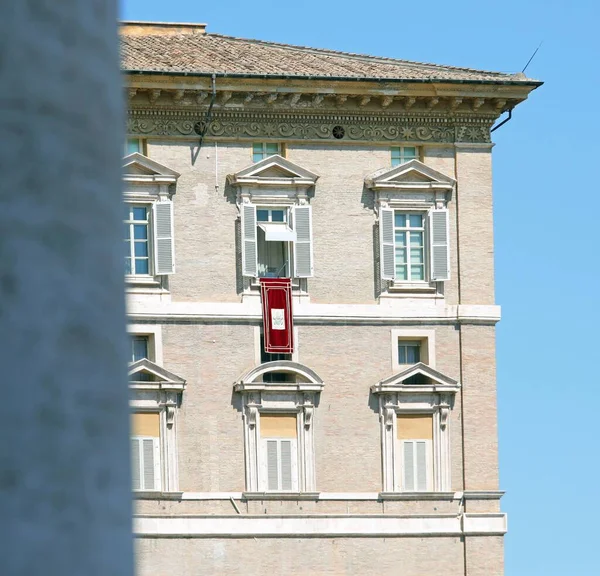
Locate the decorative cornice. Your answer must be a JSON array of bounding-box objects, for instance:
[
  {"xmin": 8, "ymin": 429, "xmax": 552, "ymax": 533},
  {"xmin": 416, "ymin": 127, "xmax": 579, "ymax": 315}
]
[{"xmin": 127, "ymin": 108, "xmax": 494, "ymax": 143}]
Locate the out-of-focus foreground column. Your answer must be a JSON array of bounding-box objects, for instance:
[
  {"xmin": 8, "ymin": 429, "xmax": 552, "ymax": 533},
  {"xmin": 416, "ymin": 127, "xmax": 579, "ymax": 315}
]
[{"xmin": 0, "ymin": 3, "xmax": 132, "ymax": 575}]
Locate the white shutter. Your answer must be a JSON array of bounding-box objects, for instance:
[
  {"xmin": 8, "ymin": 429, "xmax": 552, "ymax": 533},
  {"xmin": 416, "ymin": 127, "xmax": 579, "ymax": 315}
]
[
  {"xmin": 241, "ymin": 203, "xmax": 258, "ymax": 277},
  {"xmin": 429, "ymin": 208, "xmax": 450, "ymax": 281},
  {"xmin": 280, "ymin": 440, "xmax": 292, "ymax": 490},
  {"xmin": 267, "ymin": 440, "xmax": 279, "ymax": 490},
  {"xmin": 379, "ymin": 207, "xmax": 395, "ymax": 280},
  {"xmin": 142, "ymin": 438, "xmax": 156, "ymax": 490},
  {"xmin": 293, "ymin": 205, "xmax": 313, "ymax": 278},
  {"xmin": 402, "ymin": 441, "xmax": 415, "ymax": 491},
  {"xmin": 153, "ymin": 200, "xmax": 175, "ymax": 275},
  {"xmin": 415, "ymin": 441, "xmax": 428, "ymax": 491},
  {"xmin": 131, "ymin": 438, "xmax": 141, "ymax": 490}
]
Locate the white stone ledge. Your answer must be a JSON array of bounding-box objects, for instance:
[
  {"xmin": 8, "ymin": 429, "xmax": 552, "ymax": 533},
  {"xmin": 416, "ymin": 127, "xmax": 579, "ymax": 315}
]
[
  {"xmin": 134, "ymin": 513, "xmax": 507, "ymax": 538},
  {"xmin": 134, "ymin": 490, "xmax": 505, "ymax": 502},
  {"xmin": 126, "ymin": 301, "xmax": 501, "ymax": 325}
]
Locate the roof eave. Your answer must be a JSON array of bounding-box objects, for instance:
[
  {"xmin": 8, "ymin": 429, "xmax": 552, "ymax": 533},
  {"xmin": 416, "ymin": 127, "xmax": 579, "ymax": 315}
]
[{"xmin": 122, "ymin": 69, "xmax": 543, "ymax": 89}]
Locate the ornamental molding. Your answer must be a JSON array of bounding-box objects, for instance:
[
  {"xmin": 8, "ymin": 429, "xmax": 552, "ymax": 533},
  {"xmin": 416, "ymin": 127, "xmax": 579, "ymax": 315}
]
[{"xmin": 127, "ymin": 108, "xmax": 495, "ymax": 143}]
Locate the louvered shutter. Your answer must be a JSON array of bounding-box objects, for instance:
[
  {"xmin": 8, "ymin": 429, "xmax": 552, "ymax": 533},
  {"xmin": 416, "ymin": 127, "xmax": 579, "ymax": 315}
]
[
  {"xmin": 415, "ymin": 441, "xmax": 428, "ymax": 491},
  {"xmin": 379, "ymin": 207, "xmax": 395, "ymax": 280},
  {"xmin": 142, "ymin": 438, "xmax": 156, "ymax": 490},
  {"xmin": 241, "ymin": 203, "xmax": 258, "ymax": 277},
  {"xmin": 280, "ymin": 440, "xmax": 292, "ymax": 490},
  {"xmin": 153, "ymin": 200, "xmax": 175, "ymax": 275},
  {"xmin": 403, "ymin": 441, "xmax": 415, "ymax": 491},
  {"xmin": 429, "ymin": 208, "xmax": 450, "ymax": 281},
  {"xmin": 267, "ymin": 440, "xmax": 279, "ymax": 490},
  {"xmin": 131, "ymin": 438, "xmax": 141, "ymax": 490},
  {"xmin": 293, "ymin": 205, "xmax": 313, "ymax": 278}
]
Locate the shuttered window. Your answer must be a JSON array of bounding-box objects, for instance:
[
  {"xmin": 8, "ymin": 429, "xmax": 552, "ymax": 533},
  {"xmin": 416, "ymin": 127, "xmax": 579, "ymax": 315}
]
[
  {"xmin": 260, "ymin": 415, "xmax": 298, "ymax": 491},
  {"xmin": 380, "ymin": 209, "xmax": 450, "ymax": 283},
  {"xmin": 131, "ymin": 437, "xmax": 160, "ymax": 490},
  {"xmin": 241, "ymin": 204, "xmax": 313, "ymax": 279},
  {"xmin": 131, "ymin": 413, "xmax": 161, "ymax": 491},
  {"xmin": 124, "ymin": 201, "xmax": 175, "ymax": 277},
  {"xmin": 397, "ymin": 414, "xmax": 433, "ymax": 492}
]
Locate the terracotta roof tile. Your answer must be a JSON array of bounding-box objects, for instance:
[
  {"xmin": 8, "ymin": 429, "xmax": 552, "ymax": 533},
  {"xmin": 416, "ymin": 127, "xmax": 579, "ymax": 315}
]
[{"xmin": 121, "ymin": 32, "xmax": 539, "ymax": 84}]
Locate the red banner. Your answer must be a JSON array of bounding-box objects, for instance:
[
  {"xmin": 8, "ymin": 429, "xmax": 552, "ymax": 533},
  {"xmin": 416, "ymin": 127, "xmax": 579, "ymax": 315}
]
[{"xmin": 260, "ymin": 278, "xmax": 294, "ymax": 354}]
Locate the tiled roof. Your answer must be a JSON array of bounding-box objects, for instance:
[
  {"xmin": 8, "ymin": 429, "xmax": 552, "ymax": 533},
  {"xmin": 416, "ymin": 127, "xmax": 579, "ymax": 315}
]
[{"xmin": 121, "ymin": 31, "xmax": 539, "ymax": 85}]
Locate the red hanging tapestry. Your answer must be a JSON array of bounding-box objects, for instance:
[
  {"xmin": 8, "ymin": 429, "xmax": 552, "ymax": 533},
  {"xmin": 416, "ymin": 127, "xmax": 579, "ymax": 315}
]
[{"xmin": 260, "ymin": 277, "xmax": 294, "ymax": 354}]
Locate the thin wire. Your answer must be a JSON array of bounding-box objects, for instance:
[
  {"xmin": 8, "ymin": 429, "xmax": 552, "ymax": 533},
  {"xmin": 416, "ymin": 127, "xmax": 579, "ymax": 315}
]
[{"xmin": 522, "ymin": 41, "xmax": 543, "ymax": 73}]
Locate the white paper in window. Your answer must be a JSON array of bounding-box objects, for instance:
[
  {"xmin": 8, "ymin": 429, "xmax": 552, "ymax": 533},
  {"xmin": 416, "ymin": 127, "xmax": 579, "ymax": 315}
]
[{"xmin": 271, "ymin": 309, "xmax": 285, "ymax": 330}]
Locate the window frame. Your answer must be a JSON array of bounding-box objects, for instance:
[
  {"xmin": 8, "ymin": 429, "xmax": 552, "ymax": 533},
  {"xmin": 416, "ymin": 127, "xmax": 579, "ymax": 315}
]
[
  {"xmin": 129, "ymin": 358, "xmax": 186, "ymax": 493},
  {"xmin": 252, "ymin": 142, "xmax": 284, "ymax": 163},
  {"xmin": 131, "ymin": 434, "xmax": 161, "ymax": 491},
  {"xmin": 124, "ymin": 203, "xmax": 152, "ymax": 277},
  {"xmin": 127, "ymin": 324, "xmax": 163, "ymax": 364},
  {"xmin": 256, "ymin": 205, "xmax": 293, "ymax": 278},
  {"xmin": 371, "ymin": 364, "xmax": 459, "ymax": 494},
  {"xmin": 235, "ymin": 361, "xmax": 324, "ymax": 494},
  {"xmin": 391, "ymin": 146, "xmax": 419, "ymax": 167},
  {"xmin": 125, "ymin": 137, "xmax": 147, "ymax": 156},
  {"xmin": 390, "ymin": 329, "xmax": 436, "ymax": 371},
  {"xmin": 393, "ymin": 211, "xmax": 428, "ymax": 283}
]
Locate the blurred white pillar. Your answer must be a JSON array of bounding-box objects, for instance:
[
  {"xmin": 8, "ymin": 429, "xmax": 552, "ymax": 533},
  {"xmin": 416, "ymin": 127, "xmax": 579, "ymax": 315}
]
[{"xmin": 0, "ymin": 2, "xmax": 133, "ymax": 575}]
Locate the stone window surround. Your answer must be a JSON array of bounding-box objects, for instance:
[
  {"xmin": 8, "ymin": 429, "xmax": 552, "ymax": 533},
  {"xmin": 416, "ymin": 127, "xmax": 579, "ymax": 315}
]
[
  {"xmin": 228, "ymin": 155, "xmax": 318, "ymax": 301},
  {"xmin": 234, "ymin": 361, "xmax": 324, "ymax": 495},
  {"xmin": 390, "ymin": 328, "xmax": 436, "ymax": 371},
  {"xmin": 123, "ymin": 153, "xmax": 179, "ymax": 289},
  {"xmin": 127, "ymin": 323, "xmax": 164, "ymax": 364},
  {"xmin": 366, "ymin": 159, "xmax": 455, "ymax": 295},
  {"xmin": 129, "ymin": 359, "xmax": 186, "ymax": 493},
  {"xmin": 371, "ymin": 363, "xmax": 459, "ymax": 494}
]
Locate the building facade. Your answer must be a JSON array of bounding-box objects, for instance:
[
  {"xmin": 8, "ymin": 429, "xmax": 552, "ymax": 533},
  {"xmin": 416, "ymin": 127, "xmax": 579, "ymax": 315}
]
[{"xmin": 122, "ymin": 21, "xmax": 540, "ymax": 575}]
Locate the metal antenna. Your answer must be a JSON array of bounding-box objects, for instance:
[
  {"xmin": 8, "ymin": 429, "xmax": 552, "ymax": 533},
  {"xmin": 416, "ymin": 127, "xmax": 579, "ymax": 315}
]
[{"xmin": 522, "ymin": 41, "xmax": 543, "ymax": 73}]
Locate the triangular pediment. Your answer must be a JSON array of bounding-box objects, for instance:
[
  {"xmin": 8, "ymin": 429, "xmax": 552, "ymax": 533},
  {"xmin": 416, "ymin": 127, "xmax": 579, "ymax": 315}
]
[
  {"xmin": 228, "ymin": 155, "xmax": 319, "ymax": 187},
  {"xmin": 365, "ymin": 160, "xmax": 455, "ymax": 191},
  {"xmin": 128, "ymin": 358, "xmax": 186, "ymax": 387},
  {"xmin": 123, "ymin": 152, "xmax": 180, "ymax": 180},
  {"xmin": 371, "ymin": 363, "xmax": 459, "ymax": 394}
]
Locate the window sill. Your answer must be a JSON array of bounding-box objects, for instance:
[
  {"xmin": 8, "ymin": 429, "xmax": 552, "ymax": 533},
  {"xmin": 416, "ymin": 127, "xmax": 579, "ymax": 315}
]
[
  {"xmin": 379, "ymin": 491, "xmax": 457, "ymax": 501},
  {"xmin": 242, "ymin": 491, "xmax": 320, "ymax": 501},
  {"xmin": 133, "ymin": 491, "xmax": 183, "ymax": 500},
  {"xmin": 387, "ymin": 282, "xmax": 437, "ymax": 293},
  {"xmin": 126, "ymin": 275, "xmax": 161, "ymax": 286}
]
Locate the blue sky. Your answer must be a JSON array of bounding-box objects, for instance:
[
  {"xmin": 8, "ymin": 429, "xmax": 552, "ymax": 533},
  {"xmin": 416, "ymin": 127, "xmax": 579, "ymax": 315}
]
[{"xmin": 121, "ymin": 1, "xmax": 600, "ymax": 574}]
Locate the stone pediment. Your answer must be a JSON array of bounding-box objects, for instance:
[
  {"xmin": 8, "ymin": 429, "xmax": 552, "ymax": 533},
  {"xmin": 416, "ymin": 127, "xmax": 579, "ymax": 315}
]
[
  {"xmin": 371, "ymin": 363, "xmax": 459, "ymax": 394},
  {"xmin": 365, "ymin": 160, "xmax": 455, "ymax": 192},
  {"xmin": 123, "ymin": 152, "xmax": 180, "ymax": 183},
  {"xmin": 128, "ymin": 358, "xmax": 186, "ymax": 390},
  {"xmin": 228, "ymin": 155, "xmax": 319, "ymax": 188}
]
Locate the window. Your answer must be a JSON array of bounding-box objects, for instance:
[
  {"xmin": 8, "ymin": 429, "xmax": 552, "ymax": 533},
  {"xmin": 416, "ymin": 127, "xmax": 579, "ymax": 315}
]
[
  {"xmin": 397, "ymin": 414, "xmax": 433, "ymax": 491},
  {"xmin": 253, "ymin": 142, "xmax": 282, "ymax": 163},
  {"xmin": 125, "ymin": 138, "xmax": 146, "ymax": 156},
  {"xmin": 131, "ymin": 413, "xmax": 161, "ymax": 491},
  {"xmin": 391, "ymin": 146, "xmax": 418, "ymax": 166},
  {"xmin": 229, "ymin": 155, "xmax": 318, "ymax": 282},
  {"xmin": 130, "ymin": 335, "xmax": 149, "ymax": 363},
  {"xmin": 256, "ymin": 208, "xmax": 290, "ymax": 278},
  {"xmin": 122, "ymin": 154, "xmax": 179, "ymax": 281},
  {"xmin": 242, "ymin": 203, "xmax": 313, "ymax": 279},
  {"xmin": 129, "ymin": 359, "xmax": 186, "ymax": 492},
  {"xmin": 371, "ymin": 364, "xmax": 459, "ymax": 493},
  {"xmin": 260, "ymin": 415, "xmax": 298, "ymax": 491},
  {"xmin": 394, "ymin": 212, "xmax": 425, "ymax": 282},
  {"xmin": 379, "ymin": 207, "xmax": 449, "ymax": 283},
  {"xmin": 235, "ymin": 362, "xmax": 324, "ymax": 493},
  {"xmin": 124, "ymin": 204, "xmax": 150, "ymax": 275},
  {"xmin": 398, "ymin": 340, "xmax": 421, "ymax": 365}
]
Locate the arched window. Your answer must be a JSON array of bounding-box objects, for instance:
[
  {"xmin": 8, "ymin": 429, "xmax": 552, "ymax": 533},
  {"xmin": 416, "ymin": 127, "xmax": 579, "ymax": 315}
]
[{"xmin": 234, "ymin": 361, "xmax": 324, "ymax": 493}]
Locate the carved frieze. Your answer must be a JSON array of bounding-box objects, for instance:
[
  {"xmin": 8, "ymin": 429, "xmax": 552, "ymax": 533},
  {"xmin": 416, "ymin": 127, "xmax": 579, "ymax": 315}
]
[{"xmin": 127, "ymin": 109, "xmax": 494, "ymax": 143}]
